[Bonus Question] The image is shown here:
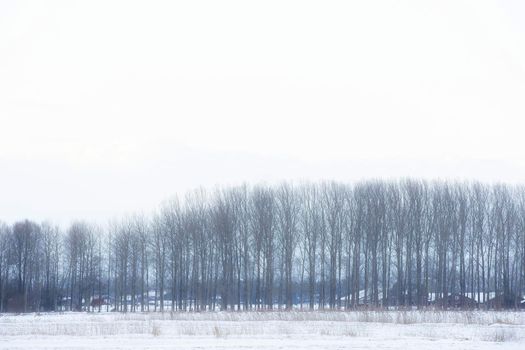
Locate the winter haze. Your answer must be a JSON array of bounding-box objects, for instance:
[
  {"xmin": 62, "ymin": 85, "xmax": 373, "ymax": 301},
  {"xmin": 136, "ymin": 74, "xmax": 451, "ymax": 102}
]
[{"xmin": 1, "ymin": 0, "xmax": 525, "ymax": 225}]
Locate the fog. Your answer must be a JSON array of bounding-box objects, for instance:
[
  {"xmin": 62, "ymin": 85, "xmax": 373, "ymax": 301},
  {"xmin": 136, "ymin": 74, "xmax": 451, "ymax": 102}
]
[{"xmin": 1, "ymin": 0, "xmax": 524, "ymax": 225}]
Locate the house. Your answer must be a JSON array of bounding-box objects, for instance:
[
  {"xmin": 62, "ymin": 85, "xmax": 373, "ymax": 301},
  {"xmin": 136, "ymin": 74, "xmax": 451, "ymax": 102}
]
[
  {"xmin": 6, "ymin": 294, "xmax": 25, "ymax": 313},
  {"xmin": 486, "ymin": 293, "xmax": 525, "ymax": 309},
  {"xmin": 433, "ymin": 293, "xmax": 478, "ymax": 309},
  {"xmin": 90, "ymin": 297, "xmax": 111, "ymax": 308}
]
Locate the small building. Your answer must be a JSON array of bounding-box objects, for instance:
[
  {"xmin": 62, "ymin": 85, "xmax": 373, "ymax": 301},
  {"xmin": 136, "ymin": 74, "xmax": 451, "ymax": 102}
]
[
  {"xmin": 90, "ymin": 296, "xmax": 112, "ymax": 308},
  {"xmin": 6, "ymin": 294, "xmax": 25, "ymax": 313},
  {"xmin": 434, "ymin": 293, "xmax": 478, "ymax": 309},
  {"xmin": 486, "ymin": 293, "xmax": 525, "ymax": 309}
]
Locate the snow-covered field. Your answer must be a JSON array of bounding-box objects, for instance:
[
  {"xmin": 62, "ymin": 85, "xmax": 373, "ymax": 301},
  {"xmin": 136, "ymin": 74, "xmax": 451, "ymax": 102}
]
[{"xmin": 0, "ymin": 310, "xmax": 524, "ymax": 349}]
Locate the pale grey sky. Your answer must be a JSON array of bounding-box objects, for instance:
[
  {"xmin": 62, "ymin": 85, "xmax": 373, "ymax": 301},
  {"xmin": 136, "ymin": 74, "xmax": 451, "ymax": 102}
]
[{"xmin": 1, "ymin": 0, "xmax": 525, "ymax": 225}]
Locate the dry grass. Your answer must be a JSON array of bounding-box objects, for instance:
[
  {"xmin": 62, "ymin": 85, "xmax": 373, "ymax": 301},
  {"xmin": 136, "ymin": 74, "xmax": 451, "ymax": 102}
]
[
  {"xmin": 110, "ymin": 309, "xmax": 525, "ymax": 325},
  {"xmin": 151, "ymin": 322, "xmax": 161, "ymax": 337},
  {"xmin": 0, "ymin": 310, "xmax": 523, "ymax": 340},
  {"xmin": 212, "ymin": 325, "xmax": 229, "ymax": 338},
  {"xmin": 482, "ymin": 328, "xmax": 518, "ymax": 342}
]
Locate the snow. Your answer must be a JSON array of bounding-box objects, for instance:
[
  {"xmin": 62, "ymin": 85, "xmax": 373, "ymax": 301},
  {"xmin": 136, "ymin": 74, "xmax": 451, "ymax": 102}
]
[{"xmin": 0, "ymin": 311, "xmax": 524, "ymax": 349}]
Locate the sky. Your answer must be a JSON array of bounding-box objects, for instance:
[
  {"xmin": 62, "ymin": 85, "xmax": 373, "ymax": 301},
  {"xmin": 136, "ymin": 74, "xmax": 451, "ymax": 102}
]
[{"xmin": 1, "ymin": 0, "xmax": 525, "ymax": 226}]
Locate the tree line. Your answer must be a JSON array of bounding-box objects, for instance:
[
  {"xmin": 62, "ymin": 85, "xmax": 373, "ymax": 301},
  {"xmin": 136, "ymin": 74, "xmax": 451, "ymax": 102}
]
[{"xmin": 1, "ymin": 180, "xmax": 525, "ymax": 312}]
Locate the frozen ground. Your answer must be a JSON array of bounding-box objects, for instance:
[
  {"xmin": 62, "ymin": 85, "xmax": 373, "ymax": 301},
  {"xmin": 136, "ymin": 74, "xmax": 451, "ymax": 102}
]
[{"xmin": 0, "ymin": 310, "xmax": 524, "ymax": 349}]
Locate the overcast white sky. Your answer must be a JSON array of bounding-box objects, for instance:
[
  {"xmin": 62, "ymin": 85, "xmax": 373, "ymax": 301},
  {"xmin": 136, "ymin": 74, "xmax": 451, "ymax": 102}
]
[{"xmin": 1, "ymin": 0, "xmax": 525, "ymax": 225}]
